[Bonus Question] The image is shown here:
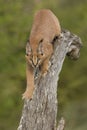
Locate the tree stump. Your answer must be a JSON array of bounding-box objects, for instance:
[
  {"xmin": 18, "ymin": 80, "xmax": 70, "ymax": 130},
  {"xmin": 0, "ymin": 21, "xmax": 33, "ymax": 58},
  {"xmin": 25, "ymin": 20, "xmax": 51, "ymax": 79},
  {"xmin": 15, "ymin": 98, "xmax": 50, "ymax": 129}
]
[{"xmin": 18, "ymin": 29, "xmax": 82, "ymax": 130}]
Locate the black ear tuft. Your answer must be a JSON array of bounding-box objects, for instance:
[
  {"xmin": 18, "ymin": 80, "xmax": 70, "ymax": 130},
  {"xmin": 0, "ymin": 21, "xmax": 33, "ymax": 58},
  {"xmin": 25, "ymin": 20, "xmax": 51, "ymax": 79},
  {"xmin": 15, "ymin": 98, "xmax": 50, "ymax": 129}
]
[{"xmin": 39, "ymin": 39, "xmax": 43, "ymax": 43}]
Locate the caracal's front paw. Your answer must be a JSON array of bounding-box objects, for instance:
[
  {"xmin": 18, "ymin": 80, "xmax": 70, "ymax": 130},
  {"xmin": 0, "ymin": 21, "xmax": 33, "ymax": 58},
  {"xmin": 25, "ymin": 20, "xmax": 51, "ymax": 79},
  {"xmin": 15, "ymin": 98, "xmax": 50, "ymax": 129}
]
[
  {"xmin": 22, "ymin": 90, "xmax": 33, "ymax": 100},
  {"xmin": 42, "ymin": 70, "xmax": 48, "ymax": 77},
  {"xmin": 41, "ymin": 61, "xmax": 51, "ymax": 77}
]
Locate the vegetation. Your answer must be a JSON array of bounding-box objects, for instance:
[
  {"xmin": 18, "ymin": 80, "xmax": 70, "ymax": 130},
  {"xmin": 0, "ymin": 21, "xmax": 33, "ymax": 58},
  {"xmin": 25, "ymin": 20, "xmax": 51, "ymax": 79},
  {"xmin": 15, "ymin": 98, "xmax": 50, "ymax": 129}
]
[{"xmin": 0, "ymin": 0, "xmax": 87, "ymax": 130}]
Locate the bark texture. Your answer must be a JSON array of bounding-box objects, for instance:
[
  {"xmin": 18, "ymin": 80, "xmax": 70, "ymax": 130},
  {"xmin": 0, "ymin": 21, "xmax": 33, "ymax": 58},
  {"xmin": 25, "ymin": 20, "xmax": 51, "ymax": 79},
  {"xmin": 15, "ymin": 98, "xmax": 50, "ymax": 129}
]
[{"xmin": 18, "ymin": 30, "xmax": 82, "ymax": 130}]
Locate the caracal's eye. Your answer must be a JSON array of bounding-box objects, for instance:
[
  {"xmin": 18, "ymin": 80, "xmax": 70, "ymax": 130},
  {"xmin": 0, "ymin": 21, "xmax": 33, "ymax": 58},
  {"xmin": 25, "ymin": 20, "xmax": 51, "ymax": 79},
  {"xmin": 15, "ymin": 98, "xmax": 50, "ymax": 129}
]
[
  {"xmin": 26, "ymin": 53, "xmax": 29, "ymax": 56},
  {"xmin": 41, "ymin": 53, "xmax": 44, "ymax": 56},
  {"xmin": 41, "ymin": 53, "xmax": 43, "ymax": 56},
  {"xmin": 39, "ymin": 52, "xmax": 43, "ymax": 56}
]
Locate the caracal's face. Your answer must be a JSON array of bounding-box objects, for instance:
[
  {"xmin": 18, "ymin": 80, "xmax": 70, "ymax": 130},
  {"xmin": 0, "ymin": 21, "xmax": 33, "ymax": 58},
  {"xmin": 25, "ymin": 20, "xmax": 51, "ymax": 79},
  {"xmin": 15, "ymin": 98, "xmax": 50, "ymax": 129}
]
[{"xmin": 25, "ymin": 39, "xmax": 53, "ymax": 68}]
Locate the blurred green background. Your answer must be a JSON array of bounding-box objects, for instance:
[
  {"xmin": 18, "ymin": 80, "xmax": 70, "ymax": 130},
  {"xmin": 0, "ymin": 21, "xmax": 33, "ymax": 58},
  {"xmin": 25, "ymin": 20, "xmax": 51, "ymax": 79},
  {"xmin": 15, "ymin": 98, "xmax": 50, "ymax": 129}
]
[{"xmin": 0, "ymin": 0, "xmax": 87, "ymax": 130}]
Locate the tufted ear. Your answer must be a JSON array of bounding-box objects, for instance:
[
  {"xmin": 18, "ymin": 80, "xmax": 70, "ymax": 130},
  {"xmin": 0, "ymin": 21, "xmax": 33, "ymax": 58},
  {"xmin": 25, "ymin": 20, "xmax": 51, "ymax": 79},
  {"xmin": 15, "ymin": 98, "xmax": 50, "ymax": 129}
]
[
  {"xmin": 26, "ymin": 40, "xmax": 32, "ymax": 55},
  {"xmin": 38, "ymin": 39, "xmax": 43, "ymax": 55}
]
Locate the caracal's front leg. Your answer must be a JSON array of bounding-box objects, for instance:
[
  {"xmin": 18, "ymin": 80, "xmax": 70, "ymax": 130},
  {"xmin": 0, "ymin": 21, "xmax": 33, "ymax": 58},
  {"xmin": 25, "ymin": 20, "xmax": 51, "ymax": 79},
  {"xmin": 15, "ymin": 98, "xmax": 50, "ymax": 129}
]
[
  {"xmin": 22, "ymin": 63, "xmax": 34, "ymax": 100},
  {"xmin": 41, "ymin": 56, "xmax": 51, "ymax": 77}
]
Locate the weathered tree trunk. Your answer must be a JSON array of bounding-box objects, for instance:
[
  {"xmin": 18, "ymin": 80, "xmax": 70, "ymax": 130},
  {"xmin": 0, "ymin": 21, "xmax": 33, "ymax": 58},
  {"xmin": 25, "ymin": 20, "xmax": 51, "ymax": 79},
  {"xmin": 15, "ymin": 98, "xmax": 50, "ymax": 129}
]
[{"xmin": 18, "ymin": 30, "xmax": 82, "ymax": 130}]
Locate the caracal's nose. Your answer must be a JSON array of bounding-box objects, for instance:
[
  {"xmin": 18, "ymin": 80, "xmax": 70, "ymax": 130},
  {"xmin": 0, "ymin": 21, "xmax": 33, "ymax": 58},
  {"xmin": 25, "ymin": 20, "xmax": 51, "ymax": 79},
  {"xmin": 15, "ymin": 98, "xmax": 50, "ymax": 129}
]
[{"xmin": 33, "ymin": 56, "xmax": 37, "ymax": 66}]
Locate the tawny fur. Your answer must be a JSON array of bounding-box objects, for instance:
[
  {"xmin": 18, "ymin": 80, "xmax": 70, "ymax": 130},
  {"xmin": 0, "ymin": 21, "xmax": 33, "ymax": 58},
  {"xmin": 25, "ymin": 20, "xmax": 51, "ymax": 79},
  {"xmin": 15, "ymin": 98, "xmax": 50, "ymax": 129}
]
[{"xmin": 23, "ymin": 9, "xmax": 61, "ymax": 99}]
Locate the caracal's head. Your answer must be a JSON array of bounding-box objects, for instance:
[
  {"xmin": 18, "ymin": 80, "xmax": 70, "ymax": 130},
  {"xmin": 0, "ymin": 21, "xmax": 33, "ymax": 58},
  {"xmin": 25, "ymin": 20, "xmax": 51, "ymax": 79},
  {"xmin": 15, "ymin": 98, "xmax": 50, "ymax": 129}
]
[{"xmin": 25, "ymin": 39, "xmax": 53, "ymax": 68}]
